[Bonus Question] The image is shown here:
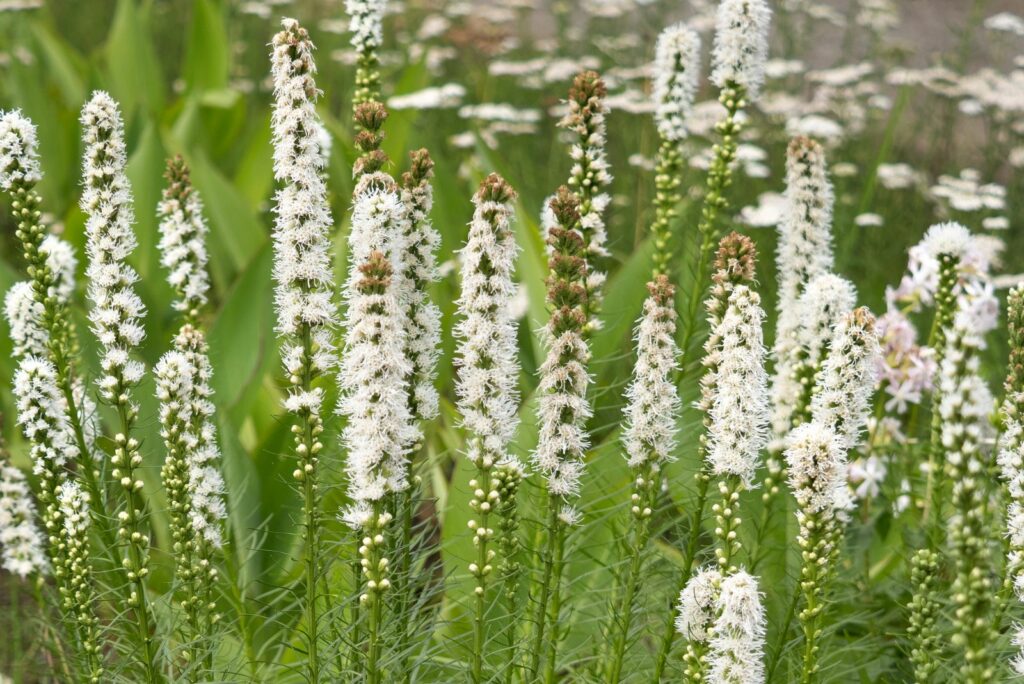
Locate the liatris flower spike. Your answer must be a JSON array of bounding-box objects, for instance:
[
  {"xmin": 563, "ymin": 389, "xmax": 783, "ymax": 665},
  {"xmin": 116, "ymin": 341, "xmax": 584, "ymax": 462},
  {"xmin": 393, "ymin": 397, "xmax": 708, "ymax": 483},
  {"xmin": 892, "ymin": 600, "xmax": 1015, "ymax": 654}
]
[
  {"xmin": 158, "ymin": 156, "xmax": 210, "ymax": 323},
  {"xmin": 456, "ymin": 173, "xmax": 522, "ymax": 683},
  {"xmin": 650, "ymin": 23, "xmax": 700, "ymax": 277}
]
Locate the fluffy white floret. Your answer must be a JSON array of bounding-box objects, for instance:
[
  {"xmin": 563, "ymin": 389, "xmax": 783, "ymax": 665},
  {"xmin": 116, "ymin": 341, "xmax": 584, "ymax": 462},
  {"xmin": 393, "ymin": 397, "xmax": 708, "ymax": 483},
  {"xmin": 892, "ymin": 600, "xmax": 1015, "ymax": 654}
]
[
  {"xmin": 0, "ymin": 109, "xmax": 41, "ymax": 189},
  {"xmin": 346, "ymin": 0, "xmax": 386, "ymax": 52},
  {"xmin": 707, "ymin": 285, "xmax": 769, "ymax": 485},
  {"xmin": 653, "ymin": 23, "xmax": 701, "ymax": 141},
  {"xmin": 711, "ymin": 0, "xmax": 772, "ymax": 100},
  {"xmin": 708, "ymin": 570, "xmax": 767, "ymax": 684},
  {"xmin": 623, "ymin": 287, "xmax": 681, "ymax": 468},
  {"xmin": 80, "ymin": 91, "xmax": 147, "ymax": 402},
  {"xmin": 0, "ymin": 464, "xmax": 48, "ymax": 578},
  {"xmin": 455, "ymin": 187, "xmax": 521, "ymax": 468},
  {"xmin": 13, "ymin": 356, "xmax": 77, "ymax": 474},
  {"xmin": 676, "ymin": 565, "xmax": 722, "ymax": 643},
  {"xmin": 785, "ymin": 422, "xmax": 847, "ymax": 515},
  {"xmin": 157, "ymin": 168, "xmax": 211, "ymax": 314}
]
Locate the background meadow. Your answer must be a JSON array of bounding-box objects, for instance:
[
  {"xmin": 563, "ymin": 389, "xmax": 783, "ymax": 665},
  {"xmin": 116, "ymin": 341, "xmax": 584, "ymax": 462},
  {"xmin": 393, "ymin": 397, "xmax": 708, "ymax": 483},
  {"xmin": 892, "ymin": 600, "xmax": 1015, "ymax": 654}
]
[{"xmin": 1, "ymin": 0, "xmax": 1023, "ymax": 681}]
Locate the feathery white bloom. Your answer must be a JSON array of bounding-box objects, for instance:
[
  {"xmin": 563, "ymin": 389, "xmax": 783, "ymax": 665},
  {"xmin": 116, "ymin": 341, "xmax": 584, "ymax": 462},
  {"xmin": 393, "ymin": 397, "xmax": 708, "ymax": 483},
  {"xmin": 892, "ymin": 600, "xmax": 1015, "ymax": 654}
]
[
  {"xmin": 13, "ymin": 356, "xmax": 77, "ymax": 474},
  {"xmin": 653, "ymin": 23, "xmax": 701, "ymax": 141},
  {"xmin": 41, "ymin": 236, "xmax": 77, "ymax": 304},
  {"xmin": 790, "ymin": 272, "xmax": 856, "ymax": 376},
  {"xmin": 938, "ymin": 310, "xmax": 995, "ymax": 469},
  {"xmin": 155, "ymin": 331, "xmax": 226, "ymax": 548},
  {"xmin": 623, "ymin": 278, "xmax": 680, "ymax": 468},
  {"xmin": 676, "ymin": 566, "xmax": 722, "ymax": 642},
  {"xmin": 346, "ymin": 0, "xmax": 386, "ymax": 52},
  {"xmin": 80, "ymin": 92, "xmax": 147, "ymax": 402},
  {"xmin": 400, "ymin": 152, "xmax": 442, "ymax": 422},
  {"xmin": 810, "ymin": 308, "xmax": 880, "ymax": 452},
  {"xmin": 0, "ymin": 463, "xmax": 48, "ymax": 578},
  {"xmin": 339, "ymin": 189, "xmax": 417, "ymax": 524},
  {"xmin": 771, "ymin": 137, "xmax": 835, "ymax": 442},
  {"xmin": 271, "ymin": 19, "xmax": 339, "ymax": 395},
  {"xmin": 999, "ymin": 288, "xmax": 1024, "ymax": 643},
  {"xmin": 5, "ymin": 238, "xmax": 78, "ymax": 359},
  {"xmin": 4, "ymin": 281, "xmax": 46, "ymax": 358},
  {"xmin": 708, "ymin": 570, "xmax": 767, "ymax": 684},
  {"xmin": 711, "ymin": 0, "xmax": 772, "ymax": 100},
  {"xmin": 57, "ymin": 480, "xmax": 90, "ymax": 540},
  {"xmin": 920, "ymin": 221, "xmax": 973, "ymax": 261},
  {"xmin": 534, "ymin": 326, "xmax": 592, "ymax": 497},
  {"xmin": 456, "ymin": 176, "xmax": 521, "ymax": 469},
  {"xmin": 707, "ymin": 285, "xmax": 769, "ymax": 486},
  {"xmin": 0, "ymin": 109, "xmax": 41, "ymax": 189},
  {"xmin": 785, "ymin": 422, "xmax": 847, "ymax": 516},
  {"xmin": 157, "ymin": 159, "xmax": 211, "ymax": 315}
]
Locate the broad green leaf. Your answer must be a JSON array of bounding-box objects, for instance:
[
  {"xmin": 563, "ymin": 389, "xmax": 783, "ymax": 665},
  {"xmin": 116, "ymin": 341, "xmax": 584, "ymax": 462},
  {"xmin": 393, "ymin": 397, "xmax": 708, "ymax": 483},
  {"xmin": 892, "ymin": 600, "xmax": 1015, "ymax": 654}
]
[
  {"xmin": 105, "ymin": 0, "xmax": 165, "ymax": 116},
  {"xmin": 182, "ymin": 0, "xmax": 229, "ymax": 92}
]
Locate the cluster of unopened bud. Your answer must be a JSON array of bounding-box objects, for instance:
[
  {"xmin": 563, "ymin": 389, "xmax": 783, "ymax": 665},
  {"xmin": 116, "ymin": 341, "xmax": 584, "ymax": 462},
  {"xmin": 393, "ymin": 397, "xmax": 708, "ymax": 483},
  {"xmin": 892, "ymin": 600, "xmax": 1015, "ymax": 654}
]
[
  {"xmin": 359, "ymin": 510, "xmax": 393, "ymax": 604},
  {"xmin": 712, "ymin": 478, "xmax": 743, "ymax": 573}
]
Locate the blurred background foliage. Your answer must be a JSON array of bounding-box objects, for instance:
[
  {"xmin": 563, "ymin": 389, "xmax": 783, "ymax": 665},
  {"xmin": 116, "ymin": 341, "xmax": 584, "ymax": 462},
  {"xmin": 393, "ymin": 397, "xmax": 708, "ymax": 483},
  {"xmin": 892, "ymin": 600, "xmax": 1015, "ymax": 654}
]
[{"xmin": 0, "ymin": 0, "xmax": 1022, "ymax": 680}]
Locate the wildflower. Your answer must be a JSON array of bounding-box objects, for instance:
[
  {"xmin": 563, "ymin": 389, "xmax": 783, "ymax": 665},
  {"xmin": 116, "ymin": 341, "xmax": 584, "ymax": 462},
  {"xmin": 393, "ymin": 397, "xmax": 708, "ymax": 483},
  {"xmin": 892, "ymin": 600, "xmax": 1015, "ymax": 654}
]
[
  {"xmin": 810, "ymin": 307, "xmax": 879, "ymax": 453},
  {"xmin": 400, "ymin": 149, "xmax": 442, "ymax": 424},
  {"xmin": 771, "ymin": 137, "xmax": 835, "ymax": 446},
  {"xmin": 652, "ymin": 23, "xmax": 701, "ymax": 142},
  {"xmin": 347, "ymin": 0, "xmax": 387, "ymax": 103},
  {"xmin": 907, "ymin": 548, "xmax": 942, "ymax": 681},
  {"xmin": 707, "ymin": 284, "xmax": 769, "ymax": 488},
  {"xmin": 559, "ymin": 71, "xmax": 611, "ymax": 325},
  {"xmin": 939, "ymin": 295, "xmax": 998, "ymax": 680},
  {"xmin": 80, "ymin": 91, "xmax": 147, "ymax": 404},
  {"xmin": 455, "ymin": 174, "xmax": 522, "ymax": 679},
  {"xmin": 533, "ymin": 188, "xmax": 592, "ymax": 499},
  {"xmin": 56, "ymin": 480, "xmax": 102, "ymax": 681},
  {"xmin": 623, "ymin": 277, "xmax": 680, "ymax": 470},
  {"xmin": 157, "ymin": 156, "xmax": 210, "ymax": 320},
  {"xmin": 0, "ymin": 110, "xmax": 41, "ymax": 189},
  {"xmin": 677, "ymin": 566, "xmax": 722, "ymax": 679},
  {"xmin": 650, "ymin": 24, "xmax": 700, "ymax": 276},
  {"xmin": 4, "ymin": 282, "xmax": 47, "ymax": 358},
  {"xmin": 339, "ymin": 189, "xmax": 417, "ymax": 521},
  {"xmin": 0, "ymin": 463, "xmax": 48, "ymax": 578},
  {"xmin": 605, "ymin": 275, "xmax": 680, "ymax": 681},
  {"xmin": 711, "ymin": 0, "xmax": 772, "ymax": 101},
  {"xmin": 708, "ymin": 570, "xmax": 767, "ymax": 684}
]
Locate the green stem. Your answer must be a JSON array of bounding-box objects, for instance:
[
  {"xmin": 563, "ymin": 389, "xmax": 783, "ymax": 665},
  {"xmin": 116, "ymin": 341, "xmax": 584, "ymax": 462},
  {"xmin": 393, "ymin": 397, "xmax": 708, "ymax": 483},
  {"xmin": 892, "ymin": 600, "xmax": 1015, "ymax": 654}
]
[
  {"xmin": 542, "ymin": 524, "xmax": 567, "ymax": 684},
  {"xmin": 527, "ymin": 502, "xmax": 559, "ymax": 681},
  {"xmin": 604, "ymin": 505, "xmax": 651, "ymax": 683},
  {"xmin": 650, "ymin": 471, "xmax": 710, "ymax": 683}
]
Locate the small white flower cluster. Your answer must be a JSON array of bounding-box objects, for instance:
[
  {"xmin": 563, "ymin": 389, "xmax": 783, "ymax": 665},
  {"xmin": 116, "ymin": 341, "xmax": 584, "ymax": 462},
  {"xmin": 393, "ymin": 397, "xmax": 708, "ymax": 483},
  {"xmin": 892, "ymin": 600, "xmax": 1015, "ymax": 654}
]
[
  {"xmin": 676, "ymin": 566, "xmax": 720, "ymax": 642},
  {"xmin": 14, "ymin": 356, "xmax": 77, "ymax": 474},
  {"xmin": 4, "ymin": 237, "xmax": 78, "ymax": 358},
  {"xmin": 271, "ymin": 19, "xmax": 339, "ymax": 408},
  {"xmin": 57, "ymin": 480, "xmax": 90, "ymax": 540},
  {"xmin": 0, "ymin": 109, "xmax": 41, "ymax": 189},
  {"xmin": 771, "ymin": 137, "xmax": 835, "ymax": 443},
  {"xmin": 711, "ymin": 0, "xmax": 772, "ymax": 100},
  {"xmin": 794, "ymin": 274, "xmax": 857, "ymax": 382},
  {"xmin": 535, "ymin": 328, "xmax": 592, "ymax": 499},
  {"xmin": 938, "ymin": 310, "xmax": 995, "ymax": 474},
  {"xmin": 888, "ymin": 222, "xmax": 999, "ymax": 314},
  {"xmin": 339, "ymin": 188, "xmax": 418, "ymax": 525},
  {"xmin": 155, "ymin": 333, "xmax": 227, "ymax": 548},
  {"xmin": 652, "ymin": 23, "xmax": 701, "ymax": 142},
  {"xmin": 346, "ymin": 0, "xmax": 386, "ymax": 53},
  {"xmin": 677, "ymin": 567, "xmax": 768, "ymax": 683},
  {"xmin": 0, "ymin": 463, "xmax": 48, "ymax": 578},
  {"xmin": 400, "ymin": 152, "xmax": 442, "ymax": 422},
  {"xmin": 786, "ymin": 422, "xmax": 847, "ymax": 518},
  {"xmin": 708, "ymin": 571, "xmax": 767, "ymax": 684},
  {"xmin": 157, "ymin": 160, "xmax": 211, "ymax": 315},
  {"xmin": 706, "ymin": 285, "xmax": 769, "ymax": 486},
  {"xmin": 810, "ymin": 308, "xmax": 880, "ymax": 454},
  {"xmin": 4, "ymin": 282, "xmax": 46, "ymax": 358},
  {"xmin": 80, "ymin": 92, "xmax": 147, "ymax": 402},
  {"xmin": 623, "ymin": 279, "xmax": 680, "ymax": 469},
  {"xmin": 455, "ymin": 176, "xmax": 521, "ymax": 469}
]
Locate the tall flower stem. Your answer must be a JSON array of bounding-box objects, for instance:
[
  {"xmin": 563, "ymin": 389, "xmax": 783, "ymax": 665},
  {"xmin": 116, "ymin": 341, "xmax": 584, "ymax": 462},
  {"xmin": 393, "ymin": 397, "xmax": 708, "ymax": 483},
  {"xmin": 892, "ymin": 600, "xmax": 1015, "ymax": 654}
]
[{"xmin": 542, "ymin": 516, "xmax": 567, "ymax": 684}]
